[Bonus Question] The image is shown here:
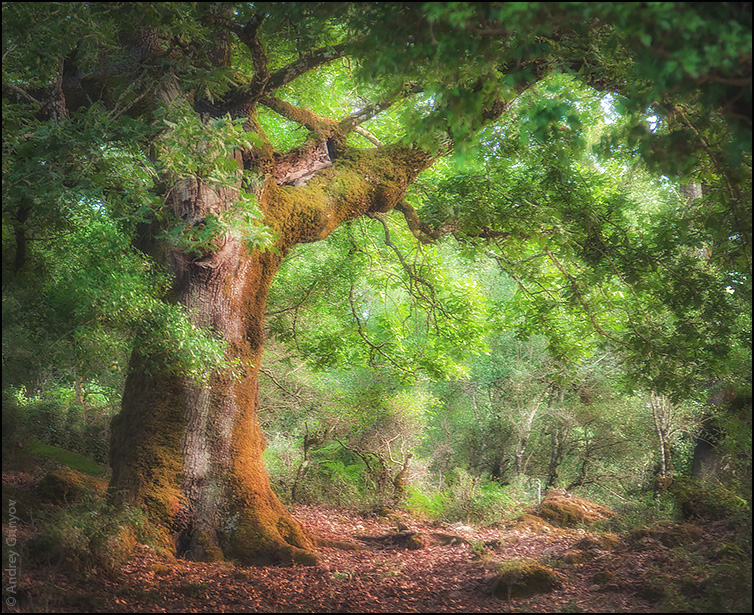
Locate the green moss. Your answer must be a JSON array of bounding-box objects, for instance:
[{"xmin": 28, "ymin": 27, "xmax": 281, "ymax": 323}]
[
  {"xmin": 535, "ymin": 493, "xmax": 615, "ymax": 527},
  {"xmin": 574, "ymin": 532, "xmax": 622, "ymax": 551},
  {"xmin": 149, "ymin": 563, "xmax": 173, "ymax": 576},
  {"xmin": 39, "ymin": 468, "xmax": 108, "ymax": 504},
  {"xmin": 671, "ymin": 477, "xmax": 749, "ymax": 521},
  {"xmin": 31, "ymin": 441, "xmax": 105, "ymax": 476},
  {"xmin": 562, "ymin": 549, "xmax": 597, "ymax": 564},
  {"xmin": 492, "ymin": 560, "xmax": 565, "ymax": 599},
  {"xmin": 510, "ymin": 513, "xmax": 556, "ymax": 533},
  {"xmin": 222, "ymin": 496, "xmax": 319, "ymax": 566},
  {"xmin": 202, "ymin": 546, "xmax": 225, "ymax": 562},
  {"xmin": 108, "ymin": 366, "xmax": 186, "ymax": 536},
  {"xmin": 592, "ymin": 570, "xmax": 616, "ymax": 585},
  {"xmin": 630, "ymin": 522, "xmax": 703, "ymax": 547}
]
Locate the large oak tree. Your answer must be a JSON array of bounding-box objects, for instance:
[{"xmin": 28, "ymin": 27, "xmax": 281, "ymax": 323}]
[{"xmin": 3, "ymin": 2, "xmax": 750, "ymax": 563}]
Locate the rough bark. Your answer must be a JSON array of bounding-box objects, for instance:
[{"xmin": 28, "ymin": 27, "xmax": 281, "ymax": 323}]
[
  {"xmin": 109, "ymin": 136, "xmax": 434, "ymax": 564},
  {"xmin": 75, "ymin": 6, "xmax": 496, "ymax": 566}
]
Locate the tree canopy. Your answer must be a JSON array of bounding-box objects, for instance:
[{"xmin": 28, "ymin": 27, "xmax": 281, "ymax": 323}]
[{"xmin": 2, "ymin": 0, "xmax": 751, "ymax": 567}]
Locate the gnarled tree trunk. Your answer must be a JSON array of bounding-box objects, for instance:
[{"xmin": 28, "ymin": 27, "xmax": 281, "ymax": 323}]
[{"xmin": 109, "ymin": 140, "xmax": 433, "ymax": 564}]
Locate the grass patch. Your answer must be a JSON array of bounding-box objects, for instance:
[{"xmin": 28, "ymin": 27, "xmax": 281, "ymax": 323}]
[{"xmin": 31, "ymin": 441, "xmax": 106, "ymax": 477}]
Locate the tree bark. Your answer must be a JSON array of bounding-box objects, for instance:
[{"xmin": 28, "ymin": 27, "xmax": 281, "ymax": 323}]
[
  {"xmin": 109, "ymin": 139, "xmax": 434, "ymax": 564},
  {"xmin": 649, "ymin": 391, "xmax": 674, "ymax": 497}
]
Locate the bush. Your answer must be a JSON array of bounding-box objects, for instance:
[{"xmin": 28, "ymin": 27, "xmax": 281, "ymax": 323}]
[
  {"xmin": 607, "ymin": 490, "xmax": 681, "ymax": 532},
  {"xmin": 3, "ymin": 387, "xmax": 114, "ymax": 465},
  {"xmin": 406, "ymin": 468, "xmax": 516, "ymax": 524},
  {"xmin": 671, "ymin": 477, "xmax": 751, "ymax": 521},
  {"xmin": 405, "ymin": 486, "xmax": 451, "ymax": 521},
  {"xmin": 265, "ymin": 435, "xmax": 365, "ymax": 508}
]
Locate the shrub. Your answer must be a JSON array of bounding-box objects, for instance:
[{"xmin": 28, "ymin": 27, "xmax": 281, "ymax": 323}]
[
  {"xmin": 405, "ymin": 486, "xmax": 451, "ymax": 521},
  {"xmin": 406, "ymin": 469, "xmax": 516, "ymax": 524},
  {"xmin": 3, "ymin": 387, "xmax": 114, "ymax": 465},
  {"xmin": 607, "ymin": 490, "xmax": 681, "ymax": 532},
  {"xmin": 671, "ymin": 477, "xmax": 750, "ymax": 521}
]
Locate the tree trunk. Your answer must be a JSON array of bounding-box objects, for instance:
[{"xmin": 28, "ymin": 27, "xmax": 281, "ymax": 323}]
[
  {"xmin": 111, "ymin": 176, "xmax": 311, "ymax": 564},
  {"xmin": 649, "ymin": 391, "xmax": 674, "ymax": 498},
  {"xmin": 109, "ymin": 140, "xmax": 433, "ymax": 564},
  {"xmin": 513, "ymin": 385, "xmax": 552, "ymax": 476}
]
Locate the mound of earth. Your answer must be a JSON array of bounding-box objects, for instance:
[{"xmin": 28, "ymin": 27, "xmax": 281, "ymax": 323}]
[{"xmin": 533, "ymin": 489, "xmax": 616, "ymax": 527}]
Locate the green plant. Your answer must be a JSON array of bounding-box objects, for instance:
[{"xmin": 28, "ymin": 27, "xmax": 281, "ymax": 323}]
[
  {"xmin": 671, "ymin": 477, "xmax": 751, "ymax": 521},
  {"xmin": 404, "ymin": 469, "xmax": 516, "ymax": 524},
  {"xmin": 607, "ymin": 490, "xmax": 681, "ymax": 532},
  {"xmin": 405, "ymin": 486, "xmax": 451, "ymax": 521}
]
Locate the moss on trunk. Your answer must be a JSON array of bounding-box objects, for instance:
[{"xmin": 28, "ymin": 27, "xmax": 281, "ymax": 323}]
[{"xmin": 109, "ymin": 139, "xmax": 434, "ymax": 565}]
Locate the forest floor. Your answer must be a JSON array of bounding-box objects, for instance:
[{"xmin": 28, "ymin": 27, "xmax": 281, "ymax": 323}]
[{"xmin": 2, "ymin": 469, "xmax": 751, "ymax": 613}]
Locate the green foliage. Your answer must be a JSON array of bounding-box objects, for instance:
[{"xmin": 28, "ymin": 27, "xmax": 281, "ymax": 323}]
[
  {"xmin": 410, "ymin": 72, "xmax": 750, "ymax": 398},
  {"xmin": 405, "ymin": 468, "xmax": 517, "ymax": 524},
  {"xmin": 671, "ymin": 477, "xmax": 751, "ymax": 522},
  {"xmin": 641, "ymin": 530, "xmax": 752, "ymax": 613},
  {"xmin": 3, "ymin": 388, "xmax": 112, "ymax": 466},
  {"xmin": 2, "ymin": 3, "xmax": 750, "ymax": 544},
  {"xmin": 606, "ymin": 490, "xmax": 682, "ymax": 533},
  {"xmin": 268, "ymin": 217, "xmax": 493, "ymax": 381},
  {"xmin": 154, "ymin": 102, "xmax": 252, "ymax": 185}
]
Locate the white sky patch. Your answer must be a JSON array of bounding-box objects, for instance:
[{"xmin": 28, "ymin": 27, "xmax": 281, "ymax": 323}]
[{"xmin": 600, "ymin": 95, "xmax": 618, "ymax": 124}]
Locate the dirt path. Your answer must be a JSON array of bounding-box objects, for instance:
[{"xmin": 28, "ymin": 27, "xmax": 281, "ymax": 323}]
[{"xmin": 6, "ymin": 501, "xmax": 689, "ymax": 613}]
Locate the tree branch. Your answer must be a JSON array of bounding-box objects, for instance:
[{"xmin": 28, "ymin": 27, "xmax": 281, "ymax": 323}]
[
  {"xmin": 230, "ymin": 41, "xmax": 349, "ymax": 107},
  {"xmin": 393, "ymin": 201, "xmax": 442, "ymax": 244},
  {"xmin": 267, "ymin": 43, "xmax": 349, "ymax": 92},
  {"xmin": 259, "ymin": 94, "xmax": 335, "ymax": 134},
  {"xmin": 237, "ymin": 13, "xmax": 271, "ymax": 96},
  {"xmin": 337, "ymin": 83, "xmax": 422, "ymax": 134}
]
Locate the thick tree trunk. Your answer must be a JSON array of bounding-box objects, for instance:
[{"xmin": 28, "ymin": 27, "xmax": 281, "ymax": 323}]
[
  {"xmin": 109, "ymin": 141, "xmax": 433, "ymax": 564},
  {"xmin": 111, "ymin": 176, "xmax": 314, "ymax": 564}
]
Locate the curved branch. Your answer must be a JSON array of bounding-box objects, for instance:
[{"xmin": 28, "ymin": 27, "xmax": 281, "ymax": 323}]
[
  {"xmin": 394, "ymin": 201, "xmax": 442, "ymax": 244},
  {"xmin": 230, "ymin": 42, "xmax": 349, "ymax": 107},
  {"xmin": 259, "ymin": 94, "xmax": 335, "ymax": 134},
  {"xmin": 267, "ymin": 43, "xmax": 349, "ymax": 92}
]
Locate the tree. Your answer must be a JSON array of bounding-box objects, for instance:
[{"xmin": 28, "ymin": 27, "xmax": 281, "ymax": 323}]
[{"xmin": 3, "ymin": 2, "xmax": 750, "ymax": 564}]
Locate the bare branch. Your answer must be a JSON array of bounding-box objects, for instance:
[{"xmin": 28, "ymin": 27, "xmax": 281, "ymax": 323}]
[
  {"xmin": 259, "ymin": 94, "xmax": 335, "ymax": 134},
  {"xmin": 266, "ymin": 43, "xmax": 349, "ymax": 91},
  {"xmin": 3, "ymin": 82, "xmax": 43, "ymax": 107},
  {"xmin": 337, "ymin": 83, "xmax": 422, "ymax": 134},
  {"xmin": 353, "ymin": 126, "xmax": 383, "ymax": 146},
  {"xmin": 259, "ymin": 367, "xmax": 303, "ymax": 403}
]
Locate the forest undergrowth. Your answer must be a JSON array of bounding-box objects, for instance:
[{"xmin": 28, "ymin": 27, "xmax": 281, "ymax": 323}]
[{"xmin": 2, "ymin": 445, "xmax": 751, "ymax": 614}]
